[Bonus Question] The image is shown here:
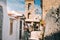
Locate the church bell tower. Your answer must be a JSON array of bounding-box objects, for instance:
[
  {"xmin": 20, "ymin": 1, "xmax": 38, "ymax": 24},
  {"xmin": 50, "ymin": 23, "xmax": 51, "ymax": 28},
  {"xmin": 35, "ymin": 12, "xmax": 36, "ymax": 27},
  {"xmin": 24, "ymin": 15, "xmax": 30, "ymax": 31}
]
[{"xmin": 25, "ymin": 0, "xmax": 35, "ymax": 19}]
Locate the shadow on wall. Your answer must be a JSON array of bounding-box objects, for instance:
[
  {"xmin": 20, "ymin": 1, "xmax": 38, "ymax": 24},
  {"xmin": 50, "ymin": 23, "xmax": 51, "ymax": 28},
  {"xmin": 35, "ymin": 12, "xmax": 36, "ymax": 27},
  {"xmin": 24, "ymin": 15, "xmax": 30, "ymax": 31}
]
[
  {"xmin": 44, "ymin": 5, "xmax": 60, "ymax": 40},
  {"xmin": 44, "ymin": 31, "xmax": 60, "ymax": 40}
]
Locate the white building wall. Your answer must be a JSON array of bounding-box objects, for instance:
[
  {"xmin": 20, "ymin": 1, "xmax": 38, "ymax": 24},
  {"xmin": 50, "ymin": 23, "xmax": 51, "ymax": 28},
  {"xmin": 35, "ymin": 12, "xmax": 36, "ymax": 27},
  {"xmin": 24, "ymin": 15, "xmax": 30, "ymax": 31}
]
[
  {"xmin": 0, "ymin": 1, "xmax": 19, "ymax": 40},
  {"xmin": 22, "ymin": 20, "xmax": 24, "ymax": 37},
  {"xmin": 16, "ymin": 18, "xmax": 20, "ymax": 40},
  {"xmin": 1, "ymin": 1, "xmax": 24, "ymax": 40},
  {"xmin": 7, "ymin": 19, "xmax": 18, "ymax": 40},
  {"xmin": 3, "ymin": 15, "xmax": 20, "ymax": 40},
  {"xmin": 0, "ymin": 1, "xmax": 10, "ymax": 40}
]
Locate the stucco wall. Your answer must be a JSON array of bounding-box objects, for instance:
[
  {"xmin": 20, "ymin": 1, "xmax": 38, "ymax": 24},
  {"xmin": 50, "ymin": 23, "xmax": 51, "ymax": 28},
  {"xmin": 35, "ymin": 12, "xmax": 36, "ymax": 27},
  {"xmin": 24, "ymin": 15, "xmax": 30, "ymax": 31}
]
[{"xmin": 0, "ymin": 1, "xmax": 19, "ymax": 40}]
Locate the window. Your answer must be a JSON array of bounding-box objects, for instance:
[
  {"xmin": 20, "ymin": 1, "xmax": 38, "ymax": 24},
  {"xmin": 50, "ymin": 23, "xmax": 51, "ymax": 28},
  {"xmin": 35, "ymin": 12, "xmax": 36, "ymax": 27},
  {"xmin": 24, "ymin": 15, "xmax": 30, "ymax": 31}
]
[
  {"xmin": 0, "ymin": 5, "xmax": 3, "ymax": 40},
  {"xmin": 28, "ymin": 13, "xmax": 31, "ymax": 19},
  {"xmin": 0, "ymin": 6, "xmax": 3, "ymax": 13},
  {"xmin": 10, "ymin": 18, "xmax": 13, "ymax": 35},
  {"xmin": 33, "ymin": 23, "xmax": 39, "ymax": 31},
  {"xmin": 19, "ymin": 21, "xmax": 22, "ymax": 39},
  {"xmin": 28, "ymin": 3, "xmax": 31, "ymax": 10}
]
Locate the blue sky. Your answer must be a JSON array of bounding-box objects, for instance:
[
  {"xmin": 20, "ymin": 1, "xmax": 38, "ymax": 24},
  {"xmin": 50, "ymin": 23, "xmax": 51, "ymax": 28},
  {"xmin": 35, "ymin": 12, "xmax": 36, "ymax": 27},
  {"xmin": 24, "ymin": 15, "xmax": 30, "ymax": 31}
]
[{"xmin": 7, "ymin": 0, "xmax": 41, "ymax": 13}]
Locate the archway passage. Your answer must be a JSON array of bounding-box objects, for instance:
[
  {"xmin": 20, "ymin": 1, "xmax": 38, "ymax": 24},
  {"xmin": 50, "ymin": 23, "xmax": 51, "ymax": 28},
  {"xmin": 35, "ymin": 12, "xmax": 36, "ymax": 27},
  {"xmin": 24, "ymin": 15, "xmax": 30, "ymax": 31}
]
[{"xmin": 0, "ymin": 5, "xmax": 3, "ymax": 40}]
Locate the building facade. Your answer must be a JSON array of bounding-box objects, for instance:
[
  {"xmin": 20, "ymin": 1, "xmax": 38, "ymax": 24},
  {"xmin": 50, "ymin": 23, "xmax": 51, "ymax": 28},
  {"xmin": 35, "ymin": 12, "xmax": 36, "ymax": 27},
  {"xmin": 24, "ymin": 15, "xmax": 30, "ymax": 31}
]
[
  {"xmin": 42, "ymin": 0, "xmax": 60, "ymax": 40},
  {"xmin": 25, "ymin": 0, "xmax": 41, "ymax": 28},
  {"xmin": 42, "ymin": 0, "xmax": 60, "ymax": 20},
  {"xmin": 24, "ymin": 0, "xmax": 42, "ymax": 40},
  {"xmin": 1, "ymin": 0, "xmax": 41, "ymax": 40},
  {"xmin": 0, "ymin": 0, "xmax": 7, "ymax": 40},
  {"xmin": 7, "ymin": 11, "xmax": 25, "ymax": 40}
]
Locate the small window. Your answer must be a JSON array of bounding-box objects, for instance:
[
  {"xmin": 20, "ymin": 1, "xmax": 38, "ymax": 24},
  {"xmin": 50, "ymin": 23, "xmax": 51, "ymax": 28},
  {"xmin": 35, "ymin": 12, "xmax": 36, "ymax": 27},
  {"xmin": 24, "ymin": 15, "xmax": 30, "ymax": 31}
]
[
  {"xmin": 0, "ymin": 6, "xmax": 3, "ymax": 13},
  {"xmin": 33, "ymin": 23, "xmax": 39, "ymax": 31},
  {"xmin": 28, "ymin": 13, "xmax": 31, "ymax": 19},
  {"xmin": 10, "ymin": 18, "xmax": 13, "ymax": 35},
  {"xmin": 28, "ymin": 3, "xmax": 31, "ymax": 10}
]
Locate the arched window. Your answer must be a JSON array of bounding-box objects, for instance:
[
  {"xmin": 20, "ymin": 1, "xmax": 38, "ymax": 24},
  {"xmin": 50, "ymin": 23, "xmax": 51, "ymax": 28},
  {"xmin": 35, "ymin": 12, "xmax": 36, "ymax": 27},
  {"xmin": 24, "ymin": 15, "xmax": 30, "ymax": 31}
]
[
  {"xmin": 10, "ymin": 18, "xmax": 13, "ymax": 35},
  {"xmin": 28, "ymin": 3, "xmax": 31, "ymax": 10},
  {"xmin": 0, "ymin": 5, "xmax": 3, "ymax": 40},
  {"xmin": 28, "ymin": 13, "xmax": 31, "ymax": 19}
]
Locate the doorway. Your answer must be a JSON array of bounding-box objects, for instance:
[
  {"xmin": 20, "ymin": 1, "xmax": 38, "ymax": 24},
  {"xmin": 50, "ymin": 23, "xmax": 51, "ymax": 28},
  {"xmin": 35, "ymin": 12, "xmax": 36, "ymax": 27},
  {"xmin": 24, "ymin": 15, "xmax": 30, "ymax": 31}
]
[
  {"xmin": 0, "ymin": 5, "xmax": 3, "ymax": 40},
  {"xmin": 19, "ymin": 20, "xmax": 22, "ymax": 40}
]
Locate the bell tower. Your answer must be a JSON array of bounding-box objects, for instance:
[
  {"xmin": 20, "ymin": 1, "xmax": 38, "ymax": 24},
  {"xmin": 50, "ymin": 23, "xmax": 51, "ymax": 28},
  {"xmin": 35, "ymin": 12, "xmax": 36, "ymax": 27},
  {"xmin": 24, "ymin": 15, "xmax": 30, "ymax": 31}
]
[{"xmin": 25, "ymin": 0, "xmax": 35, "ymax": 19}]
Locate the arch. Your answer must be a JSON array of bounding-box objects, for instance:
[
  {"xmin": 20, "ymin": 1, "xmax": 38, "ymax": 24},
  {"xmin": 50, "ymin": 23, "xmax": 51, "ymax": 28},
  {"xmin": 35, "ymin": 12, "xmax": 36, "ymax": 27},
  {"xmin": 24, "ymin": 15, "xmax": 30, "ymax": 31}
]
[
  {"xmin": 28, "ymin": 3, "xmax": 32, "ymax": 10},
  {"xmin": 28, "ymin": 13, "xmax": 31, "ymax": 19}
]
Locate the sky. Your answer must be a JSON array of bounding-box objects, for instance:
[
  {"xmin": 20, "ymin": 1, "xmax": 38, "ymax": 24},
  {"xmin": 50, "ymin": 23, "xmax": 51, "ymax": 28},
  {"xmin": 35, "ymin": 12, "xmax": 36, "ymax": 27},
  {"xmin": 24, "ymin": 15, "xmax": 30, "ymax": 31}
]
[{"xmin": 7, "ymin": 0, "xmax": 41, "ymax": 14}]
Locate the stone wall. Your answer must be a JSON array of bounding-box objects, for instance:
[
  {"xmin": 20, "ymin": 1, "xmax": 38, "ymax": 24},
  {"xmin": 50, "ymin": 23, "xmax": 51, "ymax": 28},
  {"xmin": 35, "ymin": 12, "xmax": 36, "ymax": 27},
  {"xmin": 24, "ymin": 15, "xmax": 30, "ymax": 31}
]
[
  {"xmin": 42, "ymin": 0, "xmax": 60, "ymax": 40},
  {"xmin": 42, "ymin": 0, "xmax": 60, "ymax": 20},
  {"xmin": 44, "ymin": 6, "xmax": 60, "ymax": 40}
]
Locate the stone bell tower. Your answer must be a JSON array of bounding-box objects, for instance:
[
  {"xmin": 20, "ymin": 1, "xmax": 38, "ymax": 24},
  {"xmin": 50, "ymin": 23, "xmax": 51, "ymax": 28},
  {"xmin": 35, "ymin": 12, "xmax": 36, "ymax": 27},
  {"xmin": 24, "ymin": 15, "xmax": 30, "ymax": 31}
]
[{"xmin": 25, "ymin": 0, "xmax": 35, "ymax": 19}]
